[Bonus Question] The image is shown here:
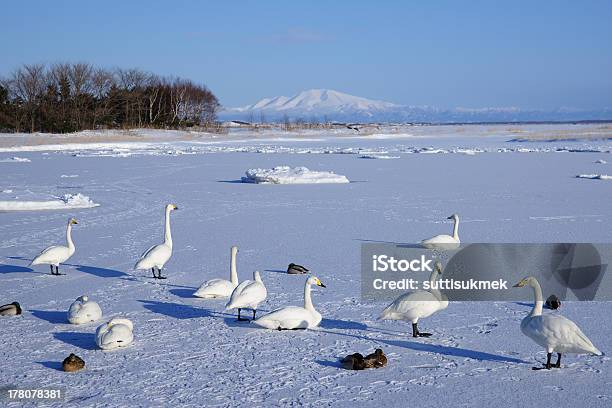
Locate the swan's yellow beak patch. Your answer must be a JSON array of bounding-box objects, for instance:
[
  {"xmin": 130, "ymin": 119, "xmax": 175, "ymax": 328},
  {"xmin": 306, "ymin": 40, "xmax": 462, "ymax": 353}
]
[
  {"xmin": 317, "ymin": 278, "xmax": 326, "ymax": 288},
  {"xmin": 513, "ymin": 279, "xmax": 527, "ymax": 288}
]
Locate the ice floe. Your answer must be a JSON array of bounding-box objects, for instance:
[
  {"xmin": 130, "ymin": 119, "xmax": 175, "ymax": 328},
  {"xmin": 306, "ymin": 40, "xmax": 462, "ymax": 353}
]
[
  {"xmin": 576, "ymin": 174, "xmax": 612, "ymax": 180},
  {"xmin": 0, "ymin": 156, "xmax": 31, "ymax": 163},
  {"xmin": 0, "ymin": 193, "xmax": 99, "ymax": 211},
  {"xmin": 241, "ymin": 166, "xmax": 350, "ymax": 184}
]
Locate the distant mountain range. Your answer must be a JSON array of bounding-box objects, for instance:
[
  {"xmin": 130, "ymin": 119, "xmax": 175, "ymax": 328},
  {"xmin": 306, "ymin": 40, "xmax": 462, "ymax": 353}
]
[{"xmin": 220, "ymin": 89, "xmax": 612, "ymax": 124}]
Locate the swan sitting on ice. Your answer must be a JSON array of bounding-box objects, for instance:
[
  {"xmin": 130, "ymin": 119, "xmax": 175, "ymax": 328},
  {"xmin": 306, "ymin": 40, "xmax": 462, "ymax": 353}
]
[
  {"xmin": 514, "ymin": 276, "xmax": 602, "ymax": 370},
  {"xmin": 421, "ymin": 214, "xmax": 460, "ymax": 249},
  {"xmin": 225, "ymin": 271, "xmax": 267, "ymax": 321},
  {"xmin": 0, "ymin": 302, "xmax": 22, "ymax": 316},
  {"xmin": 96, "ymin": 317, "xmax": 134, "ymax": 350},
  {"xmin": 379, "ymin": 262, "xmax": 448, "ymax": 337},
  {"xmin": 67, "ymin": 295, "xmax": 102, "ymax": 324},
  {"xmin": 135, "ymin": 204, "xmax": 178, "ymax": 279},
  {"xmin": 31, "ymin": 217, "xmax": 78, "ymax": 275},
  {"xmin": 194, "ymin": 246, "xmax": 239, "ymax": 298},
  {"xmin": 253, "ymin": 276, "xmax": 326, "ymax": 330}
]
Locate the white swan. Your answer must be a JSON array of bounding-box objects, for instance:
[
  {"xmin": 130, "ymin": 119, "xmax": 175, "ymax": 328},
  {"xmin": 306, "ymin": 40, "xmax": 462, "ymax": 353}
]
[
  {"xmin": 421, "ymin": 214, "xmax": 460, "ymax": 249},
  {"xmin": 96, "ymin": 317, "xmax": 134, "ymax": 350},
  {"xmin": 194, "ymin": 246, "xmax": 239, "ymax": 298},
  {"xmin": 31, "ymin": 217, "xmax": 78, "ymax": 275},
  {"xmin": 67, "ymin": 295, "xmax": 102, "ymax": 324},
  {"xmin": 254, "ymin": 276, "xmax": 326, "ymax": 330},
  {"xmin": 135, "ymin": 204, "xmax": 178, "ymax": 279},
  {"xmin": 225, "ymin": 271, "xmax": 267, "ymax": 320},
  {"xmin": 514, "ymin": 276, "xmax": 602, "ymax": 369},
  {"xmin": 379, "ymin": 262, "xmax": 448, "ymax": 337}
]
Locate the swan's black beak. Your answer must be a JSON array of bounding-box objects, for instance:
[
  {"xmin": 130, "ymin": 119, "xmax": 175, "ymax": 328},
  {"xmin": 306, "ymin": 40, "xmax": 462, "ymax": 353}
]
[
  {"xmin": 446, "ymin": 215, "xmax": 453, "ymax": 220},
  {"xmin": 319, "ymin": 282, "xmax": 326, "ymax": 288}
]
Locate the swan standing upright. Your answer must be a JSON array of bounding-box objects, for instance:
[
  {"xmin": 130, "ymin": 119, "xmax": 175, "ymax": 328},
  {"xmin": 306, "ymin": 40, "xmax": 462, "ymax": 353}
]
[
  {"xmin": 514, "ymin": 276, "xmax": 602, "ymax": 370},
  {"xmin": 135, "ymin": 204, "xmax": 178, "ymax": 279},
  {"xmin": 31, "ymin": 217, "xmax": 78, "ymax": 275},
  {"xmin": 379, "ymin": 262, "xmax": 448, "ymax": 337},
  {"xmin": 421, "ymin": 214, "xmax": 460, "ymax": 249},
  {"xmin": 254, "ymin": 276, "xmax": 326, "ymax": 330},
  {"xmin": 194, "ymin": 246, "xmax": 239, "ymax": 298},
  {"xmin": 225, "ymin": 271, "xmax": 267, "ymax": 320}
]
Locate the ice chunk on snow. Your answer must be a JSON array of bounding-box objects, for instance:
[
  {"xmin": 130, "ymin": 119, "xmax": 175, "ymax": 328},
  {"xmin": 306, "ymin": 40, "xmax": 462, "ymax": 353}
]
[
  {"xmin": 242, "ymin": 166, "xmax": 349, "ymax": 184},
  {"xmin": 576, "ymin": 174, "xmax": 612, "ymax": 180},
  {"xmin": 595, "ymin": 159, "xmax": 607, "ymax": 164},
  {"xmin": 359, "ymin": 154, "xmax": 400, "ymax": 159},
  {"xmin": 61, "ymin": 174, "xmax": 79, "ymax": 178},
  {"xmin": 0, "ymin": 193, "xmax": 99, "ymax": 211},
  {"xmin": 0, "ymin": 156, "xmax": 31, "ymax": 163}
]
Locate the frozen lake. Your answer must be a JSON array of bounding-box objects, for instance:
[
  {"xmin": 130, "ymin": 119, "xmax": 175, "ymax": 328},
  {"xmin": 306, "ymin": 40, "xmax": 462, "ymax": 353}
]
[{"xmin": 1, "ymin": 130, "xmax": 611, "ymax": 406}]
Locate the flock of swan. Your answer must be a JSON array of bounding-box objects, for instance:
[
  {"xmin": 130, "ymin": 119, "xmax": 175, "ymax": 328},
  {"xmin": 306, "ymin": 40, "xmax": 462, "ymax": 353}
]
[{"xmin": 7, "ymin": 205, "xmax": 602, "ymax": 370}]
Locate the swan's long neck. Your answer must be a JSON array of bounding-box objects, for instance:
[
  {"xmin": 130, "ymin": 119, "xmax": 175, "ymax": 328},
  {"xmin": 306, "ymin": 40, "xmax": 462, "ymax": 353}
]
[
  {"xmin": 304, "ymin": 282, "xmax": 316, "ymax": 312},
  {"xmin": 229, "ymin": 250, "xmax": 238, "ymax": 285},
  {"xmin": 452, "ymin": 217, "xmax": 459, "ymax": 240},
  {"xmin": 164, "ymin": 208, "xmax": 172, "ymax": 247},
  {"xmin": 529, "ymin": 280, "xmax": 544, "ymax": 317},
  {"xmin": 66, "ymin": 222, "xmax": 75, "ymax": 252}
]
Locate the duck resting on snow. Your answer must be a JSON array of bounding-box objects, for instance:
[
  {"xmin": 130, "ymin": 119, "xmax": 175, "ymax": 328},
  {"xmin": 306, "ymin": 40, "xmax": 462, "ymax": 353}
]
[
  {"xmin": 135, "ymin": 204, "xmax": 178, "ymax": 279},
  {"xmin": 287, "ymin": 263, "xmax": 309, "ymax": 274},
  {"xmin": 421, "ymin": 214, "xmax": 460, "ymax": 249},
  {"xmin": 379, "ymin": 261, "xmax": 448, "ymax": 337},
  {"xmin": 0, "ymin": 302, "xmax": 22, "ymax": 316},
  {"xmin": 30, "ymin": 217, "xmax": 78, "ymax": 275},
  {"xmin": 514, "ymin": 276, "xmax": 602, "ymax": 370},
  {"xmin": 195, "ymin": 246, "xmax": 239, "ymax": 298},
  {"xmin": 226, "ymin": 271, "xmax": 267, "ymax": 321}
]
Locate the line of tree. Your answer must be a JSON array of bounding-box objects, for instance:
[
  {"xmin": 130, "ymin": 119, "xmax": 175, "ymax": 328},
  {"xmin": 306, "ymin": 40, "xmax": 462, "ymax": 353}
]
[{"xmin": 0, "ymin": 63, "xmax": 220, "ymax": 133}]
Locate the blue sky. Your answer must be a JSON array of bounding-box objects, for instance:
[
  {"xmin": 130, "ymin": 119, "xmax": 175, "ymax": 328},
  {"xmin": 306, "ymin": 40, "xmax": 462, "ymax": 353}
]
[{"xmin": 2, "ymin": 0, "xmax": 611, "ymax": 109}]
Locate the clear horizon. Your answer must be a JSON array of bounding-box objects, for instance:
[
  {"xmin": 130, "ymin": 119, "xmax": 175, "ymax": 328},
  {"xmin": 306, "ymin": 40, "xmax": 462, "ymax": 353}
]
[{"xmin": 2, "ymin": 0, "xmax": 611, "ymax": 110}]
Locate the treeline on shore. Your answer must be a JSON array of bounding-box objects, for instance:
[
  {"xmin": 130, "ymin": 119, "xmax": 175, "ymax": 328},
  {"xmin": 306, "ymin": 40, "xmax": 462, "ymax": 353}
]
[{"xmin": 0, "ymin": 63, "xmax": 219, "ymax": 133}]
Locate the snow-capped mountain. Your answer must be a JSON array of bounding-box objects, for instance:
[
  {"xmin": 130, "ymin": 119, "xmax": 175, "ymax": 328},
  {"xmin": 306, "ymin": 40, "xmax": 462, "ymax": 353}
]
[{"xmin": 220, "ymin": 89, "xmax": 612, "ymax": 123}]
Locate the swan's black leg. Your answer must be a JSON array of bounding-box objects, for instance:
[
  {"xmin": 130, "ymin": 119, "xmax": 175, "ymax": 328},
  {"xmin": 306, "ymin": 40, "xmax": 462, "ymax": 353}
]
[
  {"xmin": 412, "ymin": 322, "xmax": 432, "ymax": 337},
  {"xmin": 554, "ymin": 353, "xmax": 561, "ymax": 368},
  {"xmin": 252, "ymin": 309, "xmax": 257, "ymax": 320},
  {"xmin": 157, "ymin": 268, "xmax": 166, "ymax": 279},
  {"xmin": 152, "ymin": 268, "xmax": 156, "ymax": 278},
  {"xmin": 533, "ymin": 352, "xmax": 553, "ymax": 370},
  {"xmin": 50, "ymin": 265, "xmax": 54, "ymax": 275},
  {"xmin": 237, "ymin": 308, "xmax": 248, "ymax": 321}
]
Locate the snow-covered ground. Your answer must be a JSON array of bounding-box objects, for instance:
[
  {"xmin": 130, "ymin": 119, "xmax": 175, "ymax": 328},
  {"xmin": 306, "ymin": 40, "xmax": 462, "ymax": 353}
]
[{"xmin": 1, "ymin": 125, "xmax": 611, "ymax": 407}]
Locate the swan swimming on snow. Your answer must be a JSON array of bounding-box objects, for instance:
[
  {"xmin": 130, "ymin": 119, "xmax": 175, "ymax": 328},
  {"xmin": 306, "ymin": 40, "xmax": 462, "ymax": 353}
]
[
  {"xmin": 226, "ymin": 271, "xmax": 267, "ymax": 321},
  {"xmin": 135, "ymin": 204, "xmax": 178, "ymax": 279},
  {"xmin": 421, "ymin": 214, "xmax": 460, "ymax": 249},
  {"xmin": 194, "ymin": 246, "xmax": 239, "ymax": 298},
  {"xmin": 67, "ymin": 295, "xmax": 102, "ymax": 324},
  {"xmin": 96, "ymin": 317, "xmax": 134, "ymax": 350},
  {"xmin": 253, "ymin": 275, "xmax": 326, "ymax": 330},
  {"xmin": 514, "ymin": 276, "xmax": 602, "ymax": 370},
  {"xmin": 379, "ymin": 262, "xmax": 448, "ymax": 337},
  {"xmin": 31, "ymin": 217, "xmax": 78, "ymax": 275}
]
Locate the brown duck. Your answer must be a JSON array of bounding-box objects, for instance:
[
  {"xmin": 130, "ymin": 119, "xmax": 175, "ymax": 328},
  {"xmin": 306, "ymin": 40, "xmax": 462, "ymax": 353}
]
[
  {"xmin": 62, "ymin": 353, "xmax": 85, "ymax": 372},
  {"xmin": 341, "ymin": 349, "xmax": 387, "ymax": 370}
]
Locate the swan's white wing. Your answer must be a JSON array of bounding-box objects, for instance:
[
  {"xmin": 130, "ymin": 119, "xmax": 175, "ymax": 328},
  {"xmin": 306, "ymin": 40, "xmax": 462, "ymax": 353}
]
[
  {"xmin": 254, "ymin": 306, "xmax": 311, "ymax": 329},
  {"xmin": 535, "ymin": 315, "xmax": 601, "ymax": 355},
  {"xmin": 194, "ymin": 278, "xmax": 235, "ymax": 298},
  {"xmin": 380, "ymin": 291, "xmax": 441, "ymax": 320},
  {"xmin": 31, "ymin": 245, "xmax": 71, "ymax": 265},
  {"xmin": 135, "ymin": 244, "xmax": 171, "ymax": 269},
  {"xmin": 226, "ymin": 281, "xmax": 266, "ymax": 309}
]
